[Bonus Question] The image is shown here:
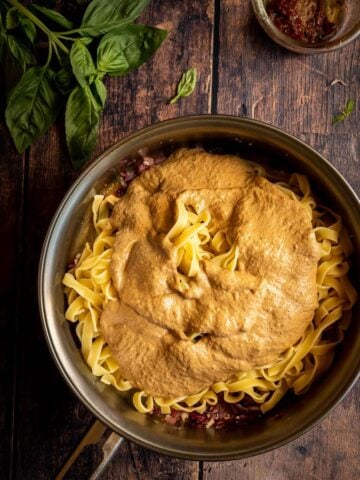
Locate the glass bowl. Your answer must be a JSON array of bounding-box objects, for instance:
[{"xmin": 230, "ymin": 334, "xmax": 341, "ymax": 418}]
[{"xmin": 251, "ymin": 0, "xmax": 360, "ymax": 54}]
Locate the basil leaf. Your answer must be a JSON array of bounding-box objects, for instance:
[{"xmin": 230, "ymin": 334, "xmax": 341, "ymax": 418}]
[
  {"xmin": 0, "ymin": 32, "xmax": 36, "ymax": 98},
  {"xmin": 20, "ymin": 18, "xmax": 37, "ymax": 45},
  {"xmin": 5, "ymin": 66, "xmax": 61, "ymax": 153},
  {"xmin": 30, "ymin": 4, "xmax": 74, "ymax": 30},
  {"xmin": 332, "ymin": 113, "xmax": 344, "ymax": 125},
  {"xmin": 97, "ymin": 24, "xmax": 168, "ymax": 76},
  {"xmin": 91, "ymin": 75, "xmax": 107, "ymax": 108},
  {"xmin": 0, "ymin": 30, "xmax": 6, "ymax": 61},
  {"xmin": 5, "ymin": 34, "xmax": 36, "ymax": 70},
  {"xmin": 80, "ymin": 0, "xmax": 150, "ymax": 37},
  {"xmin": 53, "ymin": 67, "xmax": 76, "ymax": 95},
  {"xmin": 0, "ymin": 12, "xmax": 36, "ymax": 108},
  {"xmin": 65, "ymin": 82, "xmax": 106, "ymax": 168},
  {"xmin": 6, "ymin": 8, "xmax": 19, "ymax": 30},
  {"xmin": 170, "ymin": 68, "xmax": 197, "ymax": 104},
  {"xmin": 2, "ymin": 9, "xmax": 36, "ymax": 45},
  {"xmin": 0, "ymin": 34, "xmax": 23, "ymax": 99},
  {"xmin": 332, "ymin": 99, "xmax": 355, "ymax": 125},
  {"xmin": 78, "ymin": 37, "xmax": 93, "ymax": 46},
  {"xmin": 70, "ymin": 39, "xmax": 96, "ymax": 87},
  {"xmin": 344, "ymin": 99, "xmax": 355, "ymax": 116}
]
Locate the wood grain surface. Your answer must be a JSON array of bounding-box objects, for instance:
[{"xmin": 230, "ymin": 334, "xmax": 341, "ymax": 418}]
[
  {"xmin": 0, "ymin": 123, "xmax": 24, "ymax": 480},
  {"xmin": 0, "ymin": 0, "xmax": 359, "ymax": 479}
]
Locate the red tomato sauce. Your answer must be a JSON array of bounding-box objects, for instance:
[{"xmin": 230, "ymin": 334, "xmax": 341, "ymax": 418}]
[{"xmin": 267, "ymin": 0, "xmax": 338, "ymax": 43}]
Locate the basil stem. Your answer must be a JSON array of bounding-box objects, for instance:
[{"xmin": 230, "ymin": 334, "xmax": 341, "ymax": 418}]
[{"xmin": 8, "ymin": 0, "xmax": 70, "ymax": 55}]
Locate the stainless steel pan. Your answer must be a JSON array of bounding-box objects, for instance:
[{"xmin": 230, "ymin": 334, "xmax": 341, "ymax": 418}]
[{"xmin": 38, "ymin": 116, "xmax": 360, "ymax": 467}]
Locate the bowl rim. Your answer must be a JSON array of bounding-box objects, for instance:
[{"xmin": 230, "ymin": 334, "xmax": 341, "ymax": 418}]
[
  {"xmin": 251, "ymin": 0, "xmax": 360, "ymax": 54},
  {"xmin": 38, "ymin": 114, "xmax": 360, "ymax": 460}
]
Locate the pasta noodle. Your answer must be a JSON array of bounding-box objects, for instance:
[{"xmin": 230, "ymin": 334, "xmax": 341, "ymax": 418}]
[
  {"xmin": 164, "ymin": 200, "xmax": 239, "ymax": 284},
  {"xmin": 63, "ymin": 169, "xmax": 357, "ymax": 416}
]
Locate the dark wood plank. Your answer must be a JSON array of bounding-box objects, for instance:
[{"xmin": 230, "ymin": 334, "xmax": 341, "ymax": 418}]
[
  {"xmin": 203, "ymin": 387, "xmax": 360, "ymax": 480},
  {"xmin": 204, "ymin": 2, "xmax": 360, "ymax": 479},
  {"xmin": 4, "ymin": 0, "xmax": 358, "ymax": 478},
  {"xmin": 10, "ymin": 126, "xmax": 85, "ymax": 480},
  {"xmin": 215, "ymin": 0, "xmax": 359, "ymax": 136},
  {"xmin": 11, "ymin": 1, "xmax": 214, "ymax": 479},
  {"xmin": 202, "ymin": 135, "xmax": 360, "ymax": 480},
  {"xmin": 102, "ymin": 442, "xmax": 199, "ymax": 480},
  {"xmin": 96, "ymin": 0, "xmax": 214, "ymax": 152},
  {"xmin": 0, "ymin": 124, "xmax": 25, "ymax": 480},
  {"xmin": 300, "ymin": 133, "xmax": 360, "ymax": 194}
]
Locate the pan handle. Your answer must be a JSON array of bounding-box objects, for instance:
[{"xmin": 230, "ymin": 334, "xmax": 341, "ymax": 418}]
[
  {"xmin": 89, "ymin": 431, "xmax": 124, "ymax": 480},
  {"xmin": 55, "ymin": 420, "xmax": 124, "ymax": 480}
]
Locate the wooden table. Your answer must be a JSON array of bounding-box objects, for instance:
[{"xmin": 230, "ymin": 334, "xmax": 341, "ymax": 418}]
[{"xmin": 1, "ymin": 1, "xmax": 359, "ymax": 479}]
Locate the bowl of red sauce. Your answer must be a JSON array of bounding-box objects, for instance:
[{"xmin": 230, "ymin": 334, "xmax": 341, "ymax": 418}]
[{"xmin": 251, "ymin": 0, "xmax": 360, "ymax": 53}]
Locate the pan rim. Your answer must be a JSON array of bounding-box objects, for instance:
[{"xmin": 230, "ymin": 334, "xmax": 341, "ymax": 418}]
[{"xmin": 38, "ymin": 114, "xmax": 360, "ymax": 460}]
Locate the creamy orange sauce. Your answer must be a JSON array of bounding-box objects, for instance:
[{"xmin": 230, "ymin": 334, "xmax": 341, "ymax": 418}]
[{"xmin": 100, "ymin": 149, "xmax": 321, "ymax": 398}]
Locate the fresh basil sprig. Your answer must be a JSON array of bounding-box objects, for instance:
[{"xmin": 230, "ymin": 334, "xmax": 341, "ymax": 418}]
[
  {"xmin": 0, "ymin": 0, "xmax": 168, "ymax": 169},
  {"xmin": 332, "ymin": 99, "xmax": 355, "ymax": 125},
  {"xmin": 169, "ymin": 67, "xmax": 197, "ymax": 104}
]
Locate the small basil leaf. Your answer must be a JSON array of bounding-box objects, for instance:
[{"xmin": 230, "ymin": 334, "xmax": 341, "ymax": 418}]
[
  {"xmin": 91, "ymin": 76, "xmax": 107, "ymax": 108},
  {"xmin": 170, "ymin": 67, "xmax": 197, "ymax": 104},
  {"xmin": 78, "ymin": 37, "xmax": 93, "ymax": 46},
  {"xmin": 97, "ymin": 24, "xmax": 168, "ymax": 76},
  {"xmin": 344, "ymin": 99, "xmax": 355, "ymax": 116},
  {"xmin": 6, "ymin": 8, "xmax": 19, "ymax": 30},
  {"xmin": 332, "ymin": 113, "xmax": 344, "ymax": 125},
  {"xmin": 65, "ymin": 84, "xmax": 104, "ymax": 168},
  {"xmin": 5, "ymin": 66, "xmax": 61, "ymax": 153},
  {"xmin": 332, "ymin": 99, "xmax": 355, "ymax": 125},
  {"xmin": 70, "ymin": 39, "xmax": 96, "ymax": 87},
  {"xmin": 53, "ymin": 67, "xmax": 76, "ymax": 95},
  {"xmin": 30, "ymin": 4, "xmax": 74, "ymax": 30},
  {"xmin": 80, "ymin": 0, "xmax": 150, "ymax": 37},
  {"xmin": 20, "ymin": 18, "xmax": 37, "ymax": 45}
]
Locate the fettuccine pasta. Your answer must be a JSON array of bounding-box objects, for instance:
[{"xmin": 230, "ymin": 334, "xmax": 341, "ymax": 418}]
[{"xmin": 63, "ymin": 170, "xmax": 357, "ymax": 416}]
